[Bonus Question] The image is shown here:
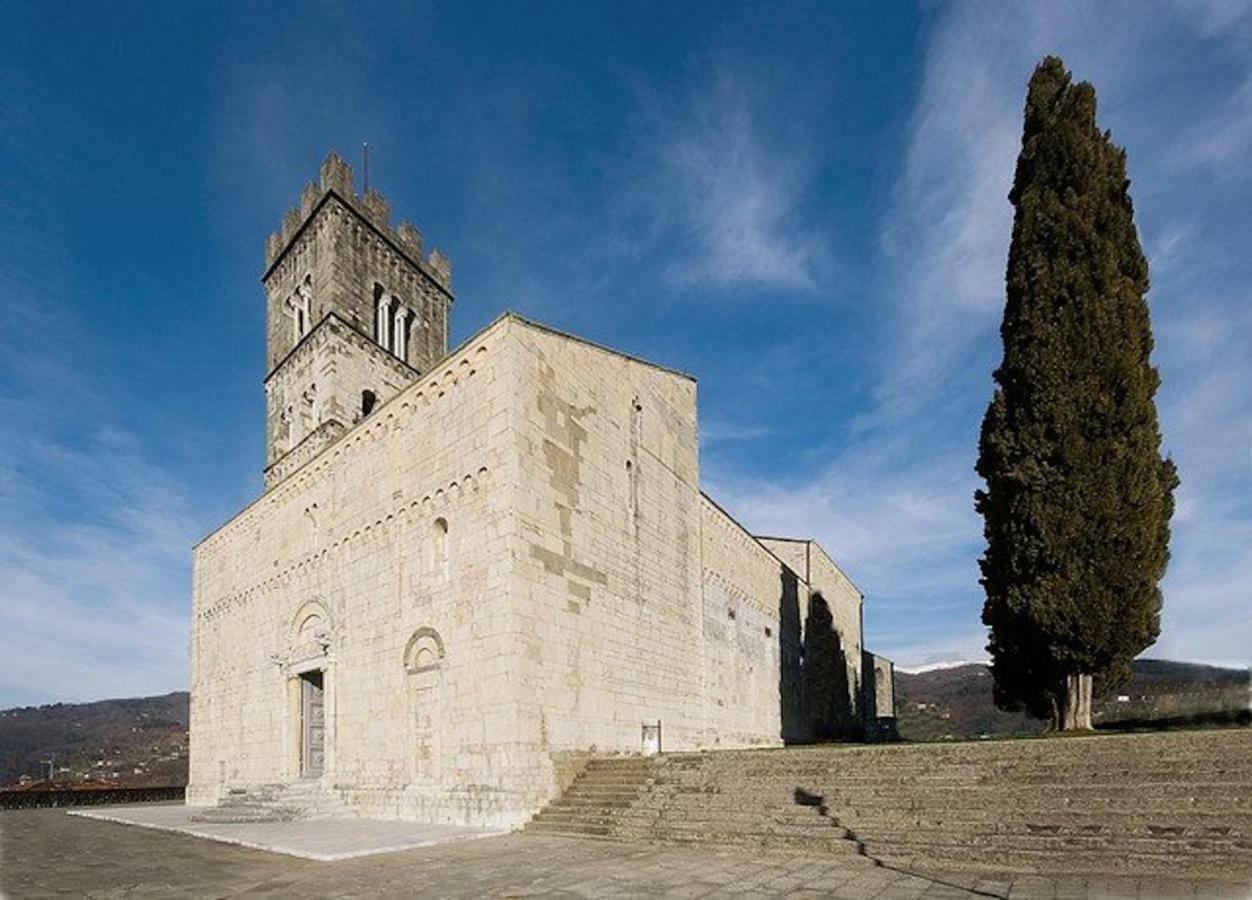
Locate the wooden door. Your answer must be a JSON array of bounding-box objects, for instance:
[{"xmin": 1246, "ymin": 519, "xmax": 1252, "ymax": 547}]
[{"xmin": 301, "ymin": 671, "xmax": 325, "ymax": 777}]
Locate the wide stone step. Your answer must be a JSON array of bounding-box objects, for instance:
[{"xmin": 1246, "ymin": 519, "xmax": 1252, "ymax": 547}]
[
  {"xmin": 620, "ymin": 819, "xmax": 849, "ymax": 840},
  {"xmin": 564, "ymin": 780, "xmax": 646, "ymax": 789},
  {"xmin": 850, "ymin": 787, "xmax": 1250, "ymax": 802},
  {"xmin": 625, "ymin": 827, "xmax": 863, "ymax": 855},
  {"xmin": 562, "ymin": 784, "xmax": 645, "ymax": 794},
  {"xmin": 190, "ymin": 781, "xmax": 351, "ymax": 823},
  {"xmin": 849, "ymin": 819, "xmax": 1252, "ymax": 841},
  {"xmin": 522, "ymin": 820, "xmax": 872, "ymax": 861},
  {"xmin": 669, "ymin": 731, "xmax": 1252, "ymax": 756},
  {"xmin": 189, "ymin": 804, "xmax": 299, "ymax": 823},
  {"xmin": 524, "ymin": 820, "xmax": 615, "ymax": 837},
  {"xmin": 836, "ymin": 811, "xmax": 1252, "ymax": 837},
  {"xmin": 654, "ymin": 737, "xmax": 1252, "ymax": 772},
  {"xmin": 863, "ymin": 840, "xmax": 1252, "ymax": 876},
  {"xmin": 659, "ymin": 754, "xmax": 1251, "ymax": 777},
  {"xmin": 566, "ymin": 777, "xmax": 649, "ymax": 788},
  {"xmin": 563, "ymin": 784, "xmax": 647, "ymax": 795},
  {"xmin": 531, "ymin": 817, "xmax": 851, "ymax": 844},
  {"xmin": 583, "ymin": 763, "xmax": 652, "ymax": 775},
  {"xmin": 550, "ymin": 796, "xmax": 641, "ymax": 811},
  {"xmin": 535, "ymin": 808, "xmax": 846, "ymax": 833},
  {"xmin": 643, "ymin": 786, "xmax": 1251, "ymax": 811},
  {"xmin": 658, "ymin": 759, "xmax": 1248, "ymax": 778},
  {"xmin": 651, "ymin": 769, "xmax": 1252, "ymax": 787},
  {"xmin": 551, "ymin": 795, "xmax": 640, "ymax": 808},
  {"xmin": 665, "ymin": 746, "xmax": 1252, "ymax": 764},
  {"xmin": 856, "ymin": 828, "xmax": 1250, "ymax": 854},
  {"xmin": 664, "ymin": 749, "xmax": 1252, "ymax": 765},
  {"xmin": 565, "ymin": 786, "xmax": 646, "ymax": 801}
]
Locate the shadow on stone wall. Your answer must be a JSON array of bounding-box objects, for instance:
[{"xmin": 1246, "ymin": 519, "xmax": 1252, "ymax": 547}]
[
  {"xmin": 778, "ymin": 578, "xmax": 861, "ymax": 744},
  {"xmin": 804, "ymin": 593, "xmax": 858, "ymax": 741},
  {"xmin": 778, "ymin": 567, "xmax": 806, "ymax": 743},
  {"xmin": 860, "ymin": 650, "xmax": 899, "ymax": 742}
]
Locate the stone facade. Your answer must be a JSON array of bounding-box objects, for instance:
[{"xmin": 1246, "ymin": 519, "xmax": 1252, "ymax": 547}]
[{"xmin": 188, "ymin": 153, "xmax": 894, "ymax": 829}]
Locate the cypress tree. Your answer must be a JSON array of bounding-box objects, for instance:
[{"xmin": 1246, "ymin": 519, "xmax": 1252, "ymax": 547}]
[{"xmin": 975, "ymin": 56, "xmax": 1179, "ymax": 731}]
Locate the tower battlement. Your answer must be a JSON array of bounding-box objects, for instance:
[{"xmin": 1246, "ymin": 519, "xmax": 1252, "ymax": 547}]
[
  {"xmin": 264, "ymin": 151, "xmax": 452, "ymax": 292},
  {"xmin": 261, "ymin": 151, "xmax": 454, "ymax": 486}
]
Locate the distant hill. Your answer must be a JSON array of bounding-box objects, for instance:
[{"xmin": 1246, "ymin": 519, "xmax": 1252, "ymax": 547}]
[
  {"xmin": 895, "ymin": 659, "xmax": 1249, "ymax": 741},
  {"xmin": 0, "ymin": 692, "xmax": 189, "ymax": 788}
]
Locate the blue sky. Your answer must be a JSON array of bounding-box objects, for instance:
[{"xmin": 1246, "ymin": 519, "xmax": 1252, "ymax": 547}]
[{"xmin": 1, "ymin": 1, "xmax": 1249, "ymax": 708}]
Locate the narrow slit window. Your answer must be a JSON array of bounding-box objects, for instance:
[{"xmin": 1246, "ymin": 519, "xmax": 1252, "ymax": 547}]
[{"xmin": 431, "ymin": 517, "xmax": 449, "ymax": 580}]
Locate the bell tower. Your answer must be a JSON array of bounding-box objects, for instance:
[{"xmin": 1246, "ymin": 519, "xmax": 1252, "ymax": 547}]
[{"xmin": 261, "ymin": 151, "xmax": 454, "ymax": 489}]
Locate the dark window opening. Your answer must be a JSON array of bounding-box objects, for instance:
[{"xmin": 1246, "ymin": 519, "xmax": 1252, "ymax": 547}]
[
  {"xmin": 373, "ymin": 283, "xmax": 387, "ymax": 344},
  {"xmin": 362, "ymin": 390, "xmax": 377, "ymax": 417}
]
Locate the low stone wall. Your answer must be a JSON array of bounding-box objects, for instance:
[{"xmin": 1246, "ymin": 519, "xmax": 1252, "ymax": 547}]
[{"xmin": 0, "ymin": 786, "xmax": 185, "ymax": 810}]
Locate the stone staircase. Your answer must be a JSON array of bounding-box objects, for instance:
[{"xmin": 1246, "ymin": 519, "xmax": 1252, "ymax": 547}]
[
  {"xmin": 524, "ymin": 728, "xmax": 1252, "ymax": 877},
  {"xmin": 189, "ymin": 779, "xmax": 352, "ymax": 823},
  {"xmin": 526, "ymin": 756, "xmax": 871, "ymax": 860}
]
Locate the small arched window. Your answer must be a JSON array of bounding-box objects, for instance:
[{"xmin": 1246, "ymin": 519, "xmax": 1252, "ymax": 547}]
[
  {"xmin": 361, "ymin": 390, "xmax": 377, "ymax": 417},
  {"xmin": 289, "ymin": 274, "xmax": 312, "ymax": 341},
  {"xmin": 392, "ymin": 307, "xmax": 411, "ymax": 363},
  {"xmin": 374, "ymin": 283, "xmax": 392, "ymax": 349}
]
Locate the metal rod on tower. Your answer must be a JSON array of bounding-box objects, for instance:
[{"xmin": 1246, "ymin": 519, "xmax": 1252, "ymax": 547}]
[{"xmin": 362, "ymin": 142, "xmax": 369, "ymax": 192}]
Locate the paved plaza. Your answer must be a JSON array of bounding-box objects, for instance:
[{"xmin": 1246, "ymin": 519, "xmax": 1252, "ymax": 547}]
[
  {"xmin": 66, "ymin": 804, "xmax": 505, "ymax": 861},
  {"xmin": 2, "ymin": 808, "xmax": 1249, "ymax": 899}
]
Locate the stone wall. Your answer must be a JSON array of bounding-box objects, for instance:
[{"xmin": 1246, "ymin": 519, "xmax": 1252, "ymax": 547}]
[
  {"xmin": 698, "ymin": 496, "xmax": 798, "ymax": 746},
  {"xmin": 503, "ymin": 320, "xmax": 706, "ymax": 784},
  {"xmin": 191, "ymin": 319, "xmax": 524, "ymax": 826}
]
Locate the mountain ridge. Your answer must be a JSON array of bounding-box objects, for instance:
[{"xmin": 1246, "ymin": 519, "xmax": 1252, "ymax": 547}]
[{"xmin": 895, "ymin": 657, "xmax": 1249, "ymax": 741}]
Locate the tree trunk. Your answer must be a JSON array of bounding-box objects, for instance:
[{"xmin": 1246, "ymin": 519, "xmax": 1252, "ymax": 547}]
[{"xmin": 1058, "ymin": 673, "xmax": 1093, "ymax": 731}]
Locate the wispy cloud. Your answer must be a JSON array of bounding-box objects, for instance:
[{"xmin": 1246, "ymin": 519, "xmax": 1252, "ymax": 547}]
[
  {"xmin": 707, "ymin": 438, "xmax": 988, "ymax": 667},
  {"xmin": 709, "ymin": 1, "xmax": 1252, "ymax": 670},
  {"xmin": 625, "ymin": 71, "xmax": 827, "ymax": 292},
  {"xmin": 699, "ymin": 419, "xmax": 774, "ymax": 448}
]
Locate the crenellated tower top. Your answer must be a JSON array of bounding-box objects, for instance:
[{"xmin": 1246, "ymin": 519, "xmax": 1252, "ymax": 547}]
[
  {"xmin": 260, "ymin": 151, "xmax": 455, "ymax": 489},
  {"xmin": 264, "ymin": 151, "xmax": 452, "ymax": 293}
]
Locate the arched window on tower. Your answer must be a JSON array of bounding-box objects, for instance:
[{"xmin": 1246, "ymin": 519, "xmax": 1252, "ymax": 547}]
[
  {"xmin": 288, "ymin": 274, "xmax": 312, "ymax": 342},
  {"xmin": 392, "ymin": 307, "xmax": 410, "ymax": 363},
  {"xmin": 361, "ymin": 390, "xmax": 377, "ymax": 417},
  {"xmin": 374, "ymin": 283, "xmax": 392, "ymax": 349}
]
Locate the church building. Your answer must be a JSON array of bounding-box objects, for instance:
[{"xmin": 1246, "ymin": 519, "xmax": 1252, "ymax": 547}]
[{"xmin": 188, "ymin": 152, "xmax": 895, "ymax": 827}]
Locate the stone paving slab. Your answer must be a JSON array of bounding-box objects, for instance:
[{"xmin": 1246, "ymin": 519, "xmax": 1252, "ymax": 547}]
[{"xmin": 67, "ymin": 802, "xmax": 505, "ymax": 861}]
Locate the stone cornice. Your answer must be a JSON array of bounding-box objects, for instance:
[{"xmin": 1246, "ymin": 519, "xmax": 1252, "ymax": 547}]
[{"xmin": 264, "ymin": 310, "xmax": 421, "ymax": 385}]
